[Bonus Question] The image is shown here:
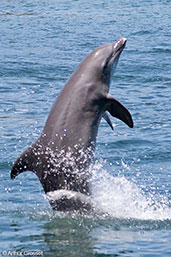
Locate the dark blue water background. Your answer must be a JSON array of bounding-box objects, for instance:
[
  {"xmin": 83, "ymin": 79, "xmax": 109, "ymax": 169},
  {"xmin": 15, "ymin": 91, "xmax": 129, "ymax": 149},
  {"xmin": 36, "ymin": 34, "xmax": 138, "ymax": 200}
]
[{"xmin": 0, "ymin": 0, "xmax": 171, "ymax": 256}]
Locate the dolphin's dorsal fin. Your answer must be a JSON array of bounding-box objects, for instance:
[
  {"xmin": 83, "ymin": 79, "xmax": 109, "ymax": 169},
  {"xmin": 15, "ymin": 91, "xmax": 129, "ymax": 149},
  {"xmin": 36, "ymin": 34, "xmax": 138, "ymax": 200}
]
[
  {"xmin": 11, "ymin": 146, "xmax": 36, "ymax": 179},
  {"xmin": 105, "ymin": 94, "xmax": 134, "ymax": 128}
]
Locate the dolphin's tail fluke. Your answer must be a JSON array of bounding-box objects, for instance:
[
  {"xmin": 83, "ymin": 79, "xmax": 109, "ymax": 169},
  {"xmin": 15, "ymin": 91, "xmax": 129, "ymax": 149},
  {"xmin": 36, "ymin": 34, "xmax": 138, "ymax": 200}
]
[{"xmin": 11, "ymin": 146, "xmax": 36, "ymax": 179}]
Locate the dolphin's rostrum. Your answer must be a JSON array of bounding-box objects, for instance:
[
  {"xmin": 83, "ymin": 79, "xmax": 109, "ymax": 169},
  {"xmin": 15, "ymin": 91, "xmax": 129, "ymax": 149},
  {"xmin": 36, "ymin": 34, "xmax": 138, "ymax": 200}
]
[{"xmin": 11, "ymin": 38, "xmax": 133, "ymax": 212}]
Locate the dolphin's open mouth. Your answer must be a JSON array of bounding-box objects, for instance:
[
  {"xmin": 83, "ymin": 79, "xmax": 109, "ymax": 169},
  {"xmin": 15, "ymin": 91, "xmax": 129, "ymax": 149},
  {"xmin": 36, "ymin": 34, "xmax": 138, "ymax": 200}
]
[
  {"xmin": 106, "ymin": 38, "xmax": 126, "ymax": 80},
  {"xmin": 108, "ymin": 38, "xmax": 127, "ymax": 77}
]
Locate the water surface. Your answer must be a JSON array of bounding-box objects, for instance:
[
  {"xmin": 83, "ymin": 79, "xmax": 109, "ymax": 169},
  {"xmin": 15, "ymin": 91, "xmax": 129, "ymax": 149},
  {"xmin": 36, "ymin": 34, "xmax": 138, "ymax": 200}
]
[{"xmin": 0, "ymin": 0, "xmax": 171, "ymax": 256}]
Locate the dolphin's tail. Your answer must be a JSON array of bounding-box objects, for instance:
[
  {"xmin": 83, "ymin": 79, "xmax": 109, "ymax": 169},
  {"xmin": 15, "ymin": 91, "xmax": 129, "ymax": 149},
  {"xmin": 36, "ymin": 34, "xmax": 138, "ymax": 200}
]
[
  {"xmin": 10, "ymin": 144, "xmax": 91, "ymax": 196},
  {"xmin": 11, "ymin": 146, "xmax": 36, "ymax": 179}
]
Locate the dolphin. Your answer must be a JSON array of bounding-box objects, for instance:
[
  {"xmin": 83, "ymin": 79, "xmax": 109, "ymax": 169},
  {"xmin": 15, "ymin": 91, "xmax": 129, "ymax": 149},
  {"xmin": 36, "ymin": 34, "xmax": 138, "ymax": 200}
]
[{"xmin": 11, "ymin": 38, "xmax": 133, "ymax": 212}]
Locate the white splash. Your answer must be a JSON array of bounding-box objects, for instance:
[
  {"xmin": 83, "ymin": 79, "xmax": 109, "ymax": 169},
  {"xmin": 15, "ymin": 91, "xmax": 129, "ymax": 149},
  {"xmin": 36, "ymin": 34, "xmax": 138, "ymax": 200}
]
[
  {"xmin": 91, "ymin": 163, "xmax": 171, "ymax": 220},
  {"xmin": 46, "ymin": 189, "xmax": 93, "ymax": 205}
]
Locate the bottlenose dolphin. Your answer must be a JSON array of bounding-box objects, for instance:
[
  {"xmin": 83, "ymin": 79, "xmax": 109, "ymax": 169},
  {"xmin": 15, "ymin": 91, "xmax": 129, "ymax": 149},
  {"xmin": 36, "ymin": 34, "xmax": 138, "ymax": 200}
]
[{"xmin": 11, "ymin": 38, "xmax": 133, "ymax": 212}]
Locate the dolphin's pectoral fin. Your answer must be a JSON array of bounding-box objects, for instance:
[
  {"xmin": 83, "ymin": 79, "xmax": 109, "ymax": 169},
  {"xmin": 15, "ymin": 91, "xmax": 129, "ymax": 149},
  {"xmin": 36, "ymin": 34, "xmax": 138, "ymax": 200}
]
[
  {"xmin": 103, "ymin": 112, "xmax": 114, "ymax": 130},
  {"xmin": 11, "ymin": 147, "xmax": 36, "ymax": 179},
  {"xmin": 105, "ymin": 94, "xmax": 134, "ymax": 128}
]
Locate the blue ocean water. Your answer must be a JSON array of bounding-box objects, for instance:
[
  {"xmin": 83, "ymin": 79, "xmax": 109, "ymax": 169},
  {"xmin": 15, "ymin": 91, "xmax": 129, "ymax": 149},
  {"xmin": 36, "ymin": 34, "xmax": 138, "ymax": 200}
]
[{"xmin": 0, "ymin": 0, "xmax": 171, "ymax": 256}]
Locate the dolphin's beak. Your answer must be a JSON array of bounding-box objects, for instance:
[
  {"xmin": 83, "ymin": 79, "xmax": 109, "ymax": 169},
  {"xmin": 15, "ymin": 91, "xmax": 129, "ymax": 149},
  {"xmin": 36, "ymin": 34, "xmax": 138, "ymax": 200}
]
[
  {"xmin": 108, "ymin": 38, "xmax": 127, "ymax": 79},
  {"xmin": 113, "ymin": 38, "xmax": 127, "ymax": 53}
]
